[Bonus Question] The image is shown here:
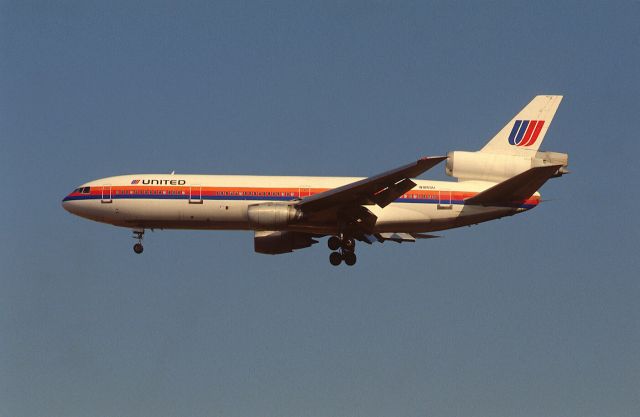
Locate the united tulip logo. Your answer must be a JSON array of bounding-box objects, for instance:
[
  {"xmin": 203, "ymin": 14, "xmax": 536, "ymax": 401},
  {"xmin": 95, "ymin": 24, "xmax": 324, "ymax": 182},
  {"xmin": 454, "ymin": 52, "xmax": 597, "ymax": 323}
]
[{"xmin": 508, "ymin": 120, "xmax": 545, "ymax": 147}]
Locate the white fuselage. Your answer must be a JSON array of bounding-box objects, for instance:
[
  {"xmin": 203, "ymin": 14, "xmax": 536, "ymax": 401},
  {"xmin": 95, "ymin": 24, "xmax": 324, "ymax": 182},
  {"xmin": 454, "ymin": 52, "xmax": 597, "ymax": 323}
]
[{"xmin": 62, "ymin": 174, "xmax": 539, "ymax": 235}]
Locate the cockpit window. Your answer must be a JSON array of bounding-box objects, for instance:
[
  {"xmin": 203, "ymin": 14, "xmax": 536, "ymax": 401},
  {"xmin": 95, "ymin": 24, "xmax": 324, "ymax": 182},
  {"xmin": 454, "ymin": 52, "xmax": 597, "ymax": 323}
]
[{"xmin": 74, "ymin": 187, "xmax": 91, "ymax": 194}]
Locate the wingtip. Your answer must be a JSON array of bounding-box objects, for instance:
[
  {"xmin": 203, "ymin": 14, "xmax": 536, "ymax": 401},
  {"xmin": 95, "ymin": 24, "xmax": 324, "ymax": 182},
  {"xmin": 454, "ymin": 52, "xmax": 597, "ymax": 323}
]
[{"xmin": 419, "ymin": 155, "xmax": 448, "ymax": 162}]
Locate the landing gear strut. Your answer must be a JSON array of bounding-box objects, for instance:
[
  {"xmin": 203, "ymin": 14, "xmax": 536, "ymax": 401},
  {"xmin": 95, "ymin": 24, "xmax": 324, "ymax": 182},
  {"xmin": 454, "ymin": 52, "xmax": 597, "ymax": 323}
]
[
  {"xmin": 328, "ymin": 235, "xmax": 357, "ymax": 266},
  {"xmin": 132, "ymin": 229, "xmax": 144, "ymax": 254}
]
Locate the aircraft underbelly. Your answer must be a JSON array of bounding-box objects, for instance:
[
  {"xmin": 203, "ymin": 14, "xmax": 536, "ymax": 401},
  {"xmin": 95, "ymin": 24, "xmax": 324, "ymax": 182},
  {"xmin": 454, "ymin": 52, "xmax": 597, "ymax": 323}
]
[
  {"xmin": 91, "ymin": 198, "xmax": 518, "ymax": 234},
  {"xmin": 96, "ymin": 199, "xmax": 250, "ymax": 228}
]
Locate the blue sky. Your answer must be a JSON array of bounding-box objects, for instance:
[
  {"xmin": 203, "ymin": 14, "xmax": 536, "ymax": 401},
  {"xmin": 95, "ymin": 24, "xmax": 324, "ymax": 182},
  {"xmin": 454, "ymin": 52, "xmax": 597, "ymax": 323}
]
[{"xmin": 1, "ymin": 1, "xmax": 639, "ymax": 416}]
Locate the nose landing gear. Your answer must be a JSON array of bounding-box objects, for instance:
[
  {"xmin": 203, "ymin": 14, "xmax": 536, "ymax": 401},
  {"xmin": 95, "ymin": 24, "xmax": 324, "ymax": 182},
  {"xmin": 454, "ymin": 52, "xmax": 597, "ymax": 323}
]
[
  {"xmin": 132, "ymin": 229, "xmax": 144, "ymax": 254},
  {"xmin": 327, "ymin": 235, "xmax": 357, "ymax": 266}
]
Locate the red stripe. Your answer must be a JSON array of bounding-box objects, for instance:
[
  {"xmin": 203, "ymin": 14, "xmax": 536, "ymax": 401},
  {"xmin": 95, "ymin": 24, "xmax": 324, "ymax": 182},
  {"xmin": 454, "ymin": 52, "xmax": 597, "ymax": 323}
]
[{"xmin": 524, "ymin": 120, "xmax": 545, "ymax": 146}]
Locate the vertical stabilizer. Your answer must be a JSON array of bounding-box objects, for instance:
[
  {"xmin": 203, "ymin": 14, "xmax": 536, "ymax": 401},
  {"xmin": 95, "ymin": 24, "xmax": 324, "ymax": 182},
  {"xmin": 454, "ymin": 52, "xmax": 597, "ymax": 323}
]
[{"xmin": 481, "ymin": 95, "xmax": 562, "ymax": 155}]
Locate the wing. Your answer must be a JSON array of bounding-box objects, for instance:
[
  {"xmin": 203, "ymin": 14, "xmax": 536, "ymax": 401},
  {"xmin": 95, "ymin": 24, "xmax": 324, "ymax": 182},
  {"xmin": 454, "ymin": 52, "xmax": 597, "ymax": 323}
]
[
  {"xmin": 294, "ymin": 156, "xmax": 446, "ymax": 239},
  {"xmin": 296, "ymin": 156, "xmax": 447, "ymax": 213}
]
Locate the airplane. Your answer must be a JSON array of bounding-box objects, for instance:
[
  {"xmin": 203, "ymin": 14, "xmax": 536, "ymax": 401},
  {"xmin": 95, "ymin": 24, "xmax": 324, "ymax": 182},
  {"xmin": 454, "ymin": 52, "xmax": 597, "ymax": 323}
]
[{"xmin": 62, "ymin": 95, "xmax": 569, "ymax": 266}]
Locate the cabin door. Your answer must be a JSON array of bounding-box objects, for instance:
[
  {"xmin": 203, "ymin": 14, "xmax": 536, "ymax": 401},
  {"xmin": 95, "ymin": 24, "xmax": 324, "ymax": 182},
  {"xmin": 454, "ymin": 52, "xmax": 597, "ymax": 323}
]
[
  {"xmin": 101, "ymin": 185, "xmax": 112, "ymax": 203},
  {"xmin": 438, "ymin": 190, "xmax": 452, "ymax": 209},
  {"xmin": 299, "ymin": 186, "xmax": 310, "ymax": 199},
  {"xmin": 189, "ymin": 185, "xmax": 203, "ymax": 204}
]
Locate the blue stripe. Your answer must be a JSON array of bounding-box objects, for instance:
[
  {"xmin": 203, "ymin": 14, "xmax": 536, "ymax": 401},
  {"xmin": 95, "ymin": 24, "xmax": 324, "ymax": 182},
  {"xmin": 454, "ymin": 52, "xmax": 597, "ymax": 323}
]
[
  {"xmin": 514, "ymin": 120, "xmax": 529, "ymax": 145},
  {"xmin": 508, "ymin": 120, "xmax": 522, "ymax": 145}
]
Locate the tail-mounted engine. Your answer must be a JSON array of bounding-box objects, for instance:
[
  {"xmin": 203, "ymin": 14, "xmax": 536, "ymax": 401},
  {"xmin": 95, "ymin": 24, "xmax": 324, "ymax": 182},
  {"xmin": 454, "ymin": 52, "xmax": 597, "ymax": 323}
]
[{"xmin": 445, "ymin": 150, "xmax": 569, "ymax": 182}]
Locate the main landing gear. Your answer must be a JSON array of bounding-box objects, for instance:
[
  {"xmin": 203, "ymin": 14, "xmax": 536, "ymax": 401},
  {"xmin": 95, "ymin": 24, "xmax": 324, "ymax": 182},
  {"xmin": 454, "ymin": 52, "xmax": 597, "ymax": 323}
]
[
  {"xmin": 328, "ymin": 235, "xmax": 357, "ymax": 266},
  {"xmin": 132, "ymin": 229, "xmax": 144, "ymax": 254}
]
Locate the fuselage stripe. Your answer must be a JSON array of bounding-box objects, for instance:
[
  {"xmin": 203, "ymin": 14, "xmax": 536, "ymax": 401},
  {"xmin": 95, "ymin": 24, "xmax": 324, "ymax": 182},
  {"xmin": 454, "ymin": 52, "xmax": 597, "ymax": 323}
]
[{"xmin": 63, "ymin": 186, "xmax": 540, "ymax": 208}]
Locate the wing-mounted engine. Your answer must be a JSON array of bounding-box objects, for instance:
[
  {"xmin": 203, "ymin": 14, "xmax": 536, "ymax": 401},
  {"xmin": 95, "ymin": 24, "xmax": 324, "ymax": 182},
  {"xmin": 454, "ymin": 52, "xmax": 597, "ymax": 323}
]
[
  {"xmin": 445, "ymin": 150, "xmax": 568, "ymax": 182},
  {"xmin": 247, "ymin": 203, "xmax": 302, "ymax": 230},
  {"xmin": 254, "ymin": 231, "xmax": 318, "ymax": 255}
]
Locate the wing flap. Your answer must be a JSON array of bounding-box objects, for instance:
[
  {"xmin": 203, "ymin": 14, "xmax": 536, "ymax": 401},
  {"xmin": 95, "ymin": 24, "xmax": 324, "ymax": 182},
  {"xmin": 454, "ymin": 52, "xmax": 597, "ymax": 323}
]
[
  {"xmin": 371, "ymin": 178, "xmax": 416, "ymax": 208},
  {"xmin": 375, "ymin": 232, "xmax": 441, "ymax": 243}
]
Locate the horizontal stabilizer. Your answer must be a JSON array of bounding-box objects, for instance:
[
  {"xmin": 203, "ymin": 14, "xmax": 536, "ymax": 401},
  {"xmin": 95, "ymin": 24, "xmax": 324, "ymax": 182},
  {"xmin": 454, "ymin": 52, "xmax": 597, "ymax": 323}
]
[{"xmin": 465, "ymin": 165, "xmax": 562, "ymax": 206}]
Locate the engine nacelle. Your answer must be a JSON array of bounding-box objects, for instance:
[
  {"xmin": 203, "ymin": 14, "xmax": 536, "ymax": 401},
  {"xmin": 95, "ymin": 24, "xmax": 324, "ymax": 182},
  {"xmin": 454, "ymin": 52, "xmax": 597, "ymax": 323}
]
[
  {"xmin": 445, "ymin": 150, "xmax": 569, "ymax": 182},
  {"xmin": 254, "ymin": 231, "xmax": 317, "ymax": 255},
  {"xmin": 247, "ymin": 203, "xmax": 301, "ymax": 230}
]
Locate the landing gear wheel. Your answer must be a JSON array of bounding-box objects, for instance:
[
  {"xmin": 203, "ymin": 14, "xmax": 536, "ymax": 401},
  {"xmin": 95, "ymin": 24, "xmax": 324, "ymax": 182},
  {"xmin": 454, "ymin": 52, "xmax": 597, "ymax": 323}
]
[
  {"xmin": 328, "ymin": 236, "xmax": 341, "ymax": 251},
  {"xmin": 132, "ymin": 229, "xmax": 145, "ymax": 254},
  {"xmin": 343, "ymin": 251, "xmax": 357, "ymax": 266},
  {"xmin": 329, "ymin": 251, "xmax": 342, "ymax": 266},
  {"xmin": 341, "ymin": 237, "xmax": 355, "ymax": 251},
  {"xmin": 133, "ymin": 243, "xmax": 144, "ymax": 254}
]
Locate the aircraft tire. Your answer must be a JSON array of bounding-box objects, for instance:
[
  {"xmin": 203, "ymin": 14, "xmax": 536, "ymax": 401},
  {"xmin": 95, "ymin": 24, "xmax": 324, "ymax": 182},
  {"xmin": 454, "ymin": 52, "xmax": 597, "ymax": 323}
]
[
  {"xmin": 328, "ymin": 236, "xmax": 341, "ymax": 251},
  {"xmin": 329, "ymin": 251, "xmax": 342, "ymax": 266},
  {"xmin": 343, "ymin": 251, "xmax": 356, "ymax": 266},
  {"xmin": 342, "ymin": 237, "xmax": 355, "ymax": 251},
  {"xmin": 133, "ymin": 243, "xmax": 144, "ymax": 254}
]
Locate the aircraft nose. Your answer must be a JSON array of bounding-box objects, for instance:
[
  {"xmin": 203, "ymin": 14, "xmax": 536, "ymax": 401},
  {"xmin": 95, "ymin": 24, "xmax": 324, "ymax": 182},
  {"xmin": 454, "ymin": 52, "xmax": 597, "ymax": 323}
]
[
  {"xmin": 61, "ymin": 194, "xmax": 73, "ymax": 213},
  {"xmin": 62, "ymin": 192, "xmax": 84, "ymax": 216}
]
